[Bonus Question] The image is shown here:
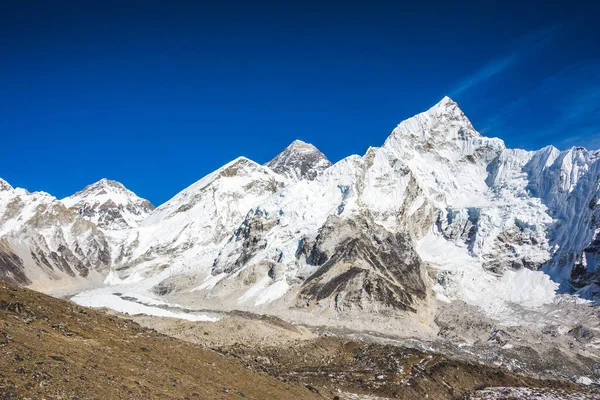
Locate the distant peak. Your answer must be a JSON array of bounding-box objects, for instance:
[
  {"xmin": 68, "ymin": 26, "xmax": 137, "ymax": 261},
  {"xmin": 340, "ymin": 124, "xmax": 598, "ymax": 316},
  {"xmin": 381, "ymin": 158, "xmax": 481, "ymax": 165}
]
[
  {"xmin": 64, "ymin": 178, "xmax": 146, "ymax": 204},
  {"xmin": 569, "ymin": 145, "xmax": 589, "ymax": 153},
  {"xmin": 382, "ymin": 95, "xmax": 501, "ymax": 154},
  {"xmin": 235, "ymin": 156, "xmax": 252, "ymax": 163},
  {"xmin": 285, "ymin": 139, "xmax": 320, "ymax": 152},
  {"xmin": 422, "ymin": 96, "xmax": 478, "ymax": 134},
  {"xmin": 266, "ymin": 140, "xmax": 331, "ymax": 180},
  {"xmin": 92, "ymin": 178, "xmax": 125, "ymax": 190},
  {"xmin": 225, "ymin": 156, "xmax": 256, "ymax": 167},
  {"xmin": 61, "ymin": 177, "xmax": 154, "ymax": 229},
  {"xmin": 214, "ymin": 157, "xmax": 261, "ymax": 178}
]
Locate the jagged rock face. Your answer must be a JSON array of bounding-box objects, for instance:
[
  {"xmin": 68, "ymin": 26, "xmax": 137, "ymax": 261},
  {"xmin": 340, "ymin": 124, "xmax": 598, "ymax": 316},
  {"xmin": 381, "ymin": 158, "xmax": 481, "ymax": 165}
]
[
  {"xmin": 0, "ymin": 182, "xmax": 111, "ymax": 289},
  {"xmin": 435, "ymin": 204, "xmax": 552, "ymax": 275},
  {"xmin": 297, "ymin": 215, "xmax": 427, "ymax": 313},
  {"xmin": 62, "ymin": 178, "xmax": 154, "ymax": 230},
  {"xmin": 266, "ymin": 140, "xmax": 332, "ymax": 181}
]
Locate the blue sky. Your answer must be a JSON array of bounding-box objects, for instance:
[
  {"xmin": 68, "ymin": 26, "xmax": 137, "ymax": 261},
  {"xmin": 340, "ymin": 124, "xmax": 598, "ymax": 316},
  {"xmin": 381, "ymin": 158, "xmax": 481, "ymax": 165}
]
[{"xmin": 1, "ymin": 1, "xmax": 598, "ymax": 205}]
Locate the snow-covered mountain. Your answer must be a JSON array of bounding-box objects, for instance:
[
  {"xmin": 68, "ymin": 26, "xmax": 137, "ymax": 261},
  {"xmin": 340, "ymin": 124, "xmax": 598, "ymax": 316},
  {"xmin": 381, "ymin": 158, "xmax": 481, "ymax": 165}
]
[
  {"xmin": 2, "ymin": 97, "xmax": 600, "ymax": 328},
  {"xmin": 0, "ymin": 179, "xmax": 111, "ymax": 293},
  {"xmin": 62, "ymin": 178, "xmax": 154, "ymax": 230},
  {"xmin": 105, "ymin": 156, "xmax": 287, "ymax": 284}
]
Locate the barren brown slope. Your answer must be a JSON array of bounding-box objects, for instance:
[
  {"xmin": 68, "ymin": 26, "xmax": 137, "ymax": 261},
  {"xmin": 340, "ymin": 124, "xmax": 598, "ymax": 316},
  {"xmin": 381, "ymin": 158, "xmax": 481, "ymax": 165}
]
[{"xmin": 0, "ymin": 281, "xmax": 321, "ymax": 400}]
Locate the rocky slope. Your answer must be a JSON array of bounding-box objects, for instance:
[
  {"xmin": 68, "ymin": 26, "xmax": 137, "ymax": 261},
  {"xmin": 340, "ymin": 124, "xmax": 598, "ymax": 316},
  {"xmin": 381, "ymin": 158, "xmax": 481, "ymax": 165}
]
[{"xmin": 0, "ymin": 281, "xmax": 321, "ymax": 400}]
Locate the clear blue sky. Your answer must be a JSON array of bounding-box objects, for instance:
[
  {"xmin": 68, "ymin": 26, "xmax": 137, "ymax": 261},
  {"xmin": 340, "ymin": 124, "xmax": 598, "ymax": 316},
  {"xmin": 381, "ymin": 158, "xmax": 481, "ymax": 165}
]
[{"xmin": 1, "ymin": 1, "xmax": 598, "ymax": 205}]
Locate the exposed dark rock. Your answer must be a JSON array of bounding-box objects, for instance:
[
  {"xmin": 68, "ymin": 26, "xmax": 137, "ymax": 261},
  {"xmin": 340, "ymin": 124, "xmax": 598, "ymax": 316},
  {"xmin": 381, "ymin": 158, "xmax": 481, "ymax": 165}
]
[
  {"xmin": 568, "ymin": 325, "xmax": 595, "ymax": 343},
  {"xmin": 0, "ymin": 240, "xmax": 30, "ymax": 285},
  {"xmin": 266, "ymin": 140, "xmax": 331, "ymax": 181},
  {"xmin": 297, "ymin": 215, "xmax": 427, "ymax": 313},
  {"xmin": 153, "ymin": 281, "xmax": 176, "ymax": 296},
  {"xmin": 0, "ymin": 300, "xmax": 28, "ymax": 315},
  {"xmin": 213, "ymin": 209, "xmax": 278, "ymax": 275}
]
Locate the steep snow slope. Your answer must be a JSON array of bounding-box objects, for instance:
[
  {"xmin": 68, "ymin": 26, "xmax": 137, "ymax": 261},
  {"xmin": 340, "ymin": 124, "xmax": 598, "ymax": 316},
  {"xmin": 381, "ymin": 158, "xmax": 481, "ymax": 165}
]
[
  {"xmin": 62, "ymin": 178, "xmax": 154, "ymax": 230},
  {"xmin": 105, "ymin": 157, "xmax": 289, "ymax": 283},
  {"xmin": 266, "ymin": 139, "xmax": 332, "ymax": 180}
]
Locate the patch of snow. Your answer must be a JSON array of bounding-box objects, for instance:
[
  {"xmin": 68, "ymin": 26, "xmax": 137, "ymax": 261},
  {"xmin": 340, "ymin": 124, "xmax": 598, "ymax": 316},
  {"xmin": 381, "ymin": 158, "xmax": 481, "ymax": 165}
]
[
  {"xmin": 71, "ymin": 290, "xmax": 219, "ymax": 322},
  {"xmin": 254, "ymin": 279, "xmax": 290, "ymax": 306},
  {"xmin": 237, "ymin": 277, "xmax": 271, "ymax": 304},
  {"xmin": 191, "ymin": 273, "xmax": 228, "ymax": 292},
  {"xmin": 574, "ymin": 376, "xmax": 594, "ymax": 386}
]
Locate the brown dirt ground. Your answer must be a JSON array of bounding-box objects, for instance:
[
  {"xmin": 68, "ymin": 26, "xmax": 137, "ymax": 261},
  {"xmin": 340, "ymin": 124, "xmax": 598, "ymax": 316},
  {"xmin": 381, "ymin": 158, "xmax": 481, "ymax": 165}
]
[{"xmin": 0, "ymin": 281, "xmax": 322, "ymax": 400}]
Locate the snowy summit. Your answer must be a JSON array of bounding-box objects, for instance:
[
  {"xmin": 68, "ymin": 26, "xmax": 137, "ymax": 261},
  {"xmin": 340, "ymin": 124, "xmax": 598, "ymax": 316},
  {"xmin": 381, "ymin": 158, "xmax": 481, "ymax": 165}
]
[{"xmin": 62, "ymin": 178, "xmax": 154, "ymax": 230}]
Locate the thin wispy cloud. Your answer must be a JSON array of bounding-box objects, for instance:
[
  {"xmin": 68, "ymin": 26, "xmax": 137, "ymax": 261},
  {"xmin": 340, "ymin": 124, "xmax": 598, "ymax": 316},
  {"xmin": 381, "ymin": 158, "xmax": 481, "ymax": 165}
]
[
  {"xmin": 450, "ymin": 55, "xmax": 517, "ymax": 97},
  {"xmin": 450, "ymin": 25, "xmax": 560, "ymax": 98},
  {"xmin": 555, "ymin": 132, "xmax": 600, "ymax": 151},
  {"xmin": 519, "ymin": 62, "xmax": 600, "ymax": 149},
  {"xmin": 480, "ymin": 61, "xmax": 600, "ymax": 150}
]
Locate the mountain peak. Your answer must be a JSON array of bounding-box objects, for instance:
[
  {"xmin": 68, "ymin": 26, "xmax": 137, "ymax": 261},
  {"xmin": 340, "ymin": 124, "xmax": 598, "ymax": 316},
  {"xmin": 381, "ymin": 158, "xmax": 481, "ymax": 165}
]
[
  {"xmin": 428, "ymin": 96, "xmax": 468, "ymax": 119},
  {"xmin": 385, "ymin": 96, "xmax": 483, "ymax": 148},
  {"xmin": 266, "ymin": 140, "xmax": 332, "ymax": 181},
  {"xmin": 437, "ymin": 95, "xmax": 457, "ymax": 107},
  {"xmin": 62, "ymin": 178, "xmax": 154, "ymax": 230},
  {"xmin": 287, "ymin": 139, "xmax": 314, "ymax": 149},
  {"xmin": 89, "ymin": 178, "xmax": 126, "ymax": 190}
]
